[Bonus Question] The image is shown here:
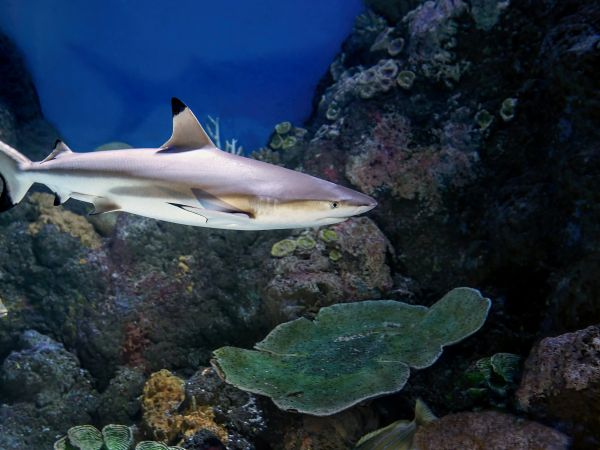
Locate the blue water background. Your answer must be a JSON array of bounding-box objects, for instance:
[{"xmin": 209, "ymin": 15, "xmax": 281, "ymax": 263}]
[{"xmin": 0, "ymin": 0, "xmax": 363, "ymax": 151}]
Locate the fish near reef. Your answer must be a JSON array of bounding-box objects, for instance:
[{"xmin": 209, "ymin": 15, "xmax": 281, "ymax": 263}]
[
  {"xmin": 0, "ymin": 98, "xmax": 376, "ymax": 230},
  {"xmin": 355, "ymin": 399, "xmax": 437, "ymax": 450}
]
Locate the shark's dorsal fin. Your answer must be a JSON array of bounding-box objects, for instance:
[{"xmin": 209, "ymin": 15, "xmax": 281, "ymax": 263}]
[
  {"xmin": 161, "ymin": 98, "xmax": 215, "ymax": 150},
  {"xmin": 41, "ymin": 140, "xmax": 73, "ymax": 163}
]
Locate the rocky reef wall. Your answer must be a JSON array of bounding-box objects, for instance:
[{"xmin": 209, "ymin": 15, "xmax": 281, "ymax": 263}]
[{"xmin": 1, "ymin": 1, "xmax": 599, "ymax": 448}]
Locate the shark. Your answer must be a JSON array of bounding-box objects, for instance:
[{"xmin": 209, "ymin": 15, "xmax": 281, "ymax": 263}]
[{"xmin": 0, "ymin": 98, "xmax": 376, "ymax": 230}]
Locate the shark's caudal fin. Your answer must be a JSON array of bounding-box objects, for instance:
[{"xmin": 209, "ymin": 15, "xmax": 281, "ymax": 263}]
[
  {"xmin": 161, "ymin": 97, "xmax": 216, "ymax": 150},
  {"xmin": 0, "ymin": 140, "xmax": 33, "ymax": 212}
]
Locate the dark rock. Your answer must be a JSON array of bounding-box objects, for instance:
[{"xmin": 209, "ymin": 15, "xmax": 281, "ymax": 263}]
[
  {"xmin": 0, "ymin": 31, "xmax": 59, "ymax": 161},
  {"xmin": 183, "ymin": 430, "xmax": 227, "ymax": 450},
  {"xmin": 0, "ymin": 330, "xmax": 99, "ymax": 449},
  {"xmin": 97, "ymin": 365, "xmax": 146, "ymax": 426},
  {"xmin": 517, "ymin": 325, "xmax": 600, "ymax": 448},
  {"xmin": 185, "ymin": 367, "xmax": 266, "ymax": 449},
  {"xmin": 0, "ymin": 402, "xmax": 53, "ymax": 450},
  {"xmin": 364, "ymin": 0, "xmax": 422, "ymax": 23},
  {"xmin": 414, "ymin": 410, "xmax": 570, "ymax": 450}
]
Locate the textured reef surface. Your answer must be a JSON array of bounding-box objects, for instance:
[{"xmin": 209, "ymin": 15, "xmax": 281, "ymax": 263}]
[{"xmin": 1, "ymin": 0, "xmax": 600, "ymax": 448}]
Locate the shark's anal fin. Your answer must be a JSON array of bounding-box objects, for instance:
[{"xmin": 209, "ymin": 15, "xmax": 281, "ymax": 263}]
[
  {"xmin": 41, "ymin": 140, "xmax": 73, "ymax": 163},
  {"xmin": 48, "ymin": 185, "xmax": 71, "ymax": 206},
  {"xmin": 90, "ymin": 198, "xmax": 121, "ymax": 215},
  {"xmin": 168, "ymin": 203, "xmax": 208, "ymax": 223},
  {"xmin": 160, "ymin": 98, "xmax": 215, "ymax": 150}
]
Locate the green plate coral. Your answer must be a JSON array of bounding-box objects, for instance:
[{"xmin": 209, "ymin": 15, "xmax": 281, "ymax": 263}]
[
  {"xmin": 54, "ymin": 424, "xmax": 183, "ymax": 450},
  {"xmin": 212, "ymin": 288, "xmax": 491, "ymax": 415}
]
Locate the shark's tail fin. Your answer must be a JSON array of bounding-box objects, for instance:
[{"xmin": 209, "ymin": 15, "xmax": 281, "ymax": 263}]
[{"xmin": 0, "ymin": 140, "xmax": 33, "ymax": 212}]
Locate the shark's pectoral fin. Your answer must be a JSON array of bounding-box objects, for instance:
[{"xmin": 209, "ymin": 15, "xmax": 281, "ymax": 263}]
[
  {"xmin": 191, "ymin": 188, "xmax": 254, "ymax": 218},
  {"xmin": 42, "ymin": 140, "xmax": 73, "ymax": 163},
  {"xmin": 90, "ymin": 198, "xmax": 121, "ymax": 215},
  {"xmin": 168, "ymin": 203, "xmax": 208, "ymax": 223},
  {"xmin": 160, "ymin": 98, "xmax": 215, "ymax": 150}
]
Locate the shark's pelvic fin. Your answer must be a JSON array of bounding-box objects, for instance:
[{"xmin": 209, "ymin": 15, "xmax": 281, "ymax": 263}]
[
  {"xmin": 90, "ymin": 198, "xmax": 121, "ymax": 215},
  {"xmin": 161, "ymin": 98, "xmax": 215, "ymax": 150},
  {"xmin": 168, "ymin": 202, "xmax": 209, "ymax": 223},
  {"xmin": 42, "ymin": 140, "xmax": 73, "ymax": 163}
]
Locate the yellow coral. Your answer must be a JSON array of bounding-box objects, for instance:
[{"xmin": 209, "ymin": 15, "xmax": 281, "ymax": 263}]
[
  {"xmin": 27, "ymin": 193, "xmax": 102, "ymax": 249},
  {"xmin": 142, "ymin": 369, "xmax": 228, "ymax": 445}
]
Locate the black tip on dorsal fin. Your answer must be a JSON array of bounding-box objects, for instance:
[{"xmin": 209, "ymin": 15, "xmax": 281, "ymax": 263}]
[
  {"xmin": 171, "ymin": 97, "xmax": 187, "ymax": 116},
  {"xmin": 54, "ymin": 139, "xmax": 62, "ymax": 149}
]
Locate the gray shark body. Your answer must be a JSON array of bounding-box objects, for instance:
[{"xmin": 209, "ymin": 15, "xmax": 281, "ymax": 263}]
[{"xmin": 0, "ymin": 98, "xmax": 376, "ymax": 230}]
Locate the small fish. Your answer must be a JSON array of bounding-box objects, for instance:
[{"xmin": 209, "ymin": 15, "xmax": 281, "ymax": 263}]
[
  {"xmin": 0, "ymin": 297, "xmax": 7, "ymax": 318},
  {"xmin": 354, "ymin": 399, "xmax": 437, "ymax": 450},
  {"xmin": 0, "ymin": 98, "xmax": 376, "ymax": 230}
]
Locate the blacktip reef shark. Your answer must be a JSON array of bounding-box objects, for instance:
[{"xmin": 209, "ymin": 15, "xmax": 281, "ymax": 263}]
[{"xmin": 0, "ymin": 98, "xmax": 376, "ymax": 230}]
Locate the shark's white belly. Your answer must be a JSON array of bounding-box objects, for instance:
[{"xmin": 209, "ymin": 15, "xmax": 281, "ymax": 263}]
[{"xmin": 27, "ymin": 160, "xmax": 343, "ymax": 230}]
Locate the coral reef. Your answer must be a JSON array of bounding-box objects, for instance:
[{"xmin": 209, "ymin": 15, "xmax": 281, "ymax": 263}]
[
  {"xmin": 142, "ymin": 369, "xmax": 228, "ymax": 446},
  {"xmin": 0, "ymin": 0, "xmax": 599, "ymax": 447},
  {"xmin": 212, "ymin": 288, "xmax": 490, "ymax": 415},
  {"xmin": 264, "ymin": 218, "xmax": 393, "ymax": 324}
]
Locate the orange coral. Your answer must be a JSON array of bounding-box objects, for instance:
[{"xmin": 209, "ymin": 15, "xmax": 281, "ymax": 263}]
[{"xmin": 142, "ymin": 369, "xmax": 228, "ymax": 445}]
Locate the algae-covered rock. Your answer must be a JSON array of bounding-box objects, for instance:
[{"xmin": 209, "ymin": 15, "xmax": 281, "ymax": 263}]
[
  {"xmin": 212, "ymin": 288, "xmax": 490, "ymax": 415},
  {"xmin": 1, "ymin": 330, "xmax": 99, "ymax": 428},
  {"xmin": 27, "ymin": 192, "xmax": 102, "ymax": 249},
  {"xmin": 517, "ymin": 325, "xmax": 600, "ymax": 448},
  {"xmin": 265, "ymin": 218, "xmax": 393, "ymax": 324},
  {"xmin": 413, "ymin": 411, "xmax": 569, "ymax": 450},
  {"xmin": 97, "ymin": 366, "xmax": 146, "ymax": 426}
]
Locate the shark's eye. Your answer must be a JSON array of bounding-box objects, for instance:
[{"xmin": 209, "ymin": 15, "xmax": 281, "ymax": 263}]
[{"xmin": 330, "ymin": 201, "xmax": 339, "ymax": 209}]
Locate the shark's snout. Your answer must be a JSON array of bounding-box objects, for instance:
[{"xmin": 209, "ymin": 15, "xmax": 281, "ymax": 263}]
[
  {"xmin": 344, "ymin": 188, "xmax": 377, "ymax": 214},
  {"xmin": 357, "ymin": 198, "xmax": 378, "ymax": 214}
]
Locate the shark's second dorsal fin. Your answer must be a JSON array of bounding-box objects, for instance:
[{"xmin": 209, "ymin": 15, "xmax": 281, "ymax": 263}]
[
  {"xmin": 41, "ymin": 140, "xmax": 73, "ymax": 163},
  {"xmin": 161, "ymin": 98, "xmax": 215, "ymax": 150}
]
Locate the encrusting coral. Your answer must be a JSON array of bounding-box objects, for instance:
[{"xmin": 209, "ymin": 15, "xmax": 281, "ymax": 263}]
[
  {"xmin": 27, "ymin": 192, "xmax": 102, "ymax": 249},
  {"xmin": 141, "ymin": 369, "xmax": 228, "ymax": 445}
]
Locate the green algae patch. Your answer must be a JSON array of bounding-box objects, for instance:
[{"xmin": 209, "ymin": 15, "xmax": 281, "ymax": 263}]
[
  {"xmin": 212, "ymin": 287, "xmax": 491, "ymax": 415},
  {"xmin": 296, "ymin": 235, "xmax": 317, "ymax": 250},
  {"xmin": 271, "ymin": 239, "xmax": 297, "ymax": 257},
  {"xmin": 319, "ymin": 228, "xmax": 338, "ymax": 242}
]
